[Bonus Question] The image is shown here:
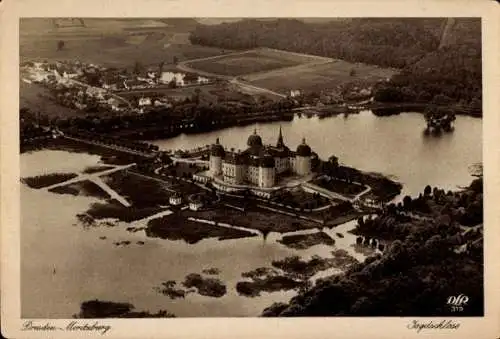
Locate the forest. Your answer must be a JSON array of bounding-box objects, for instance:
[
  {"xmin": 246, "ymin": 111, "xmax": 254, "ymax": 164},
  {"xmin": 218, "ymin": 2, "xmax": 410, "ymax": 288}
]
[
  {"xmin": 190, "ymin": 18, "xmax": 482, "ymax": 114},
  {"xmin": 262, "ymin": 177, "xmax": 483, "ymax": 316}
]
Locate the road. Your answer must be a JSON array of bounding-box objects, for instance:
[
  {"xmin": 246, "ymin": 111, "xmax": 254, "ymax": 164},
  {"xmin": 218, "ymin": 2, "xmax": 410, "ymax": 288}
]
[
  {"xmin": 176, "ymin": 46, "xmax": 341, "ymax": 99},
  {"xmin": 43, "ymin": 163, "xmax": 136, "ymax": 207},
  {"xmin": 229, "ymin": 78, "xmax": 286, "ymax": 98},
  {"xmin": 88, "ymin": 176, "xmax": 131, "ymax": 207},
  {"xmin": 176, "ymin": 49, "xmax": 292, "ymax": 99},
  {"xmin": 43, "ymin": 163, "xmax": 136, "ymax": 190},
  {"xmin": 62, "ymin": 135, "xmax": 156, "ymax": 158},
  {"xmin": 130, "ymin": 209, "xmax": 174, "ymax": 227},
  {"xmin": 301, "ymin": 182, "xmax": 352, "ymax": 202}
]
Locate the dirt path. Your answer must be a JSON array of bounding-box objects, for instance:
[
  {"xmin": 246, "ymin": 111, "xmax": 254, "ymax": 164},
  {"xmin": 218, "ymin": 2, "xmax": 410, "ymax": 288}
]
[{"xmin": 176, "ymin": 47, "xmax": 330, "ymax": 98}]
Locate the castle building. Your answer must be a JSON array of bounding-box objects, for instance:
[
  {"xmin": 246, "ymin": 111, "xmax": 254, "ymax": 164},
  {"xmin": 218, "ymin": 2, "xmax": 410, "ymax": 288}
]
[{"xmin": 208, "ymin": 127, "xmax": 313, "ymax": 188}]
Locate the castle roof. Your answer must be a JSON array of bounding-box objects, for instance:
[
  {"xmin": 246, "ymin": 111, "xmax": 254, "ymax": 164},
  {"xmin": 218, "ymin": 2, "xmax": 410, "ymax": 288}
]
[
  {"xmin": 247, "ymin": 128, "xmax": 263, "ymax": 147},
  {"xmin": 276, "ymin": 125, "xmax": 285, "ymax": 148},
  {"xmin": 216, "ymin": 128, "xmax": 311, "ymax": 164},
  {"xmin": 296, "ymin": 137, "xmax": 312, "ymax": 157},
  {"xmin": 259, "ymin": 153, "xmax": 275, "ymax": 168},
  {"xmin": 210, "ymin": 137, "xmax": 225, "ymax": 157}
]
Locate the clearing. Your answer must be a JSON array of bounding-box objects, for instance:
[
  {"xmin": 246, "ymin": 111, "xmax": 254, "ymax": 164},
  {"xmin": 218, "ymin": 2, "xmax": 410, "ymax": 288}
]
[
  {"xmin": 183, "ymin": 48, "xmax": 328, "ymax": 77},
  {"xmin": 247, "ymin": 59, "xmax": 398, "ymax": 94},
  {"xmin": 20, "ymin": 19, "xmax": 226, "ymax": 69}
]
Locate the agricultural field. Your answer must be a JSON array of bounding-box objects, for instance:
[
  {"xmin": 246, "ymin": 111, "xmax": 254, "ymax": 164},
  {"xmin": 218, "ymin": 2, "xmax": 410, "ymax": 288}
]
[
  {"xmin": 20, "ymin": 19, "xmax": 227, "ymax": 69},
  {"xmin": 246, "ymin": 59, "xmax": 399, "ymax": 95},
  {"xmin": 184, "ymin": 48, "xmax": 327, "ymax": 77}
]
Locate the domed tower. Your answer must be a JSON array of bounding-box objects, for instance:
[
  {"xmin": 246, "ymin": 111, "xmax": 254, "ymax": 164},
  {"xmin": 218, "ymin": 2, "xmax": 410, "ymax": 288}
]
[
  {"xmin": 295, "ymin": 137, "xmax": 312, "ymax": 176},
  {"xmin": 247, "ymin": 128, "xmax": 263, "ymax": 148},
  {"xmin": 258, "ymin": 153, "xmax": 276, "ymax": 188},
  {"xmin": 209, "ymin": 137, "xmax": 225, "ymax": 176}
]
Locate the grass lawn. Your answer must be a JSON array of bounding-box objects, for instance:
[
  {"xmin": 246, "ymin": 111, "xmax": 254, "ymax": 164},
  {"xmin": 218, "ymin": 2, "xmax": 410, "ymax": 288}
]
[
  {"xmin": 182, "ymin": 204, "xmax": 320, "ymax": 233},
  {"xmin": 187, "ymin": 53, "xmax": 300, "ymax": 76},
  {"xmin": 185, "ymin": 49, "xmax": 310, "ymax": 76},
  {"xmin": 103, "ymin": 171, "xmax": 173, "ymax": 208},
  {"xmin": 146, "ymin": 212, "xmax": 257, "ymax": 243},
  {"xmin": 311, "ymin": 177, "xmax": 367, "ymax": 198},
  {"xmin": 82, "ymin": 165, "xmax": 115, "ymax": 174},
  {"xmin": 49, "ymin": 180, "xmax": 111, "ymax": 200},
  {"xmin": 22, "ymin": 172, "xmax": 78, "ymax": 189},
  {"xmin": 166, "ymin": 162, "xmax": 206, "ymax": 177},
  {"xmin": 274, "ymin": 186, "xmax": 330, "ymax": 209},
  {"xmin": 86, "ymin": 201, "xmax": 166, "ymax": 223},
  {"xmin": 278, "ymin": 232, "xmax": 335, "ymax": 250}
]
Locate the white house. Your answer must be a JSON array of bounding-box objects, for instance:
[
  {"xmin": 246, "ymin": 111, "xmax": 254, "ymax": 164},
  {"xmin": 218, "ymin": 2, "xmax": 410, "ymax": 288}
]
[
  {"xmin": 138, "ymin": 97, "xmax": 152, "ymax": 106},
  {"xmin": 169, "ymin": 195, "xmax": 182, "ymax": 206},
  {"xmin": 189, "ymin": 201, "xmax": 203, "ymax": 211}
]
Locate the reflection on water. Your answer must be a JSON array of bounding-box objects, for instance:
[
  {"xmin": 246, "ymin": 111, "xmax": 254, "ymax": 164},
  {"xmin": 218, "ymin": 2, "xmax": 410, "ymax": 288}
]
[
  {"xmin": 21, "ymin": 151, "xmax": 362, "ymax": 318},
  {"xmin": 151, "ymin": 111, "xmax": 481, "ymax": 200},
  {"xmin": 21, "ymin": 111, "xmax": 482, "ymax": 318}
]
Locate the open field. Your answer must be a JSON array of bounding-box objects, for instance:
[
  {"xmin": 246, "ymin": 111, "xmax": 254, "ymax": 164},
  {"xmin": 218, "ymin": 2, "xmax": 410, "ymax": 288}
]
[
  {"xmin": 20, "ymin": 19, "xmax": 226, "ymax": 69},
  {"xmin": 247, "ymin": 59, "xmax": 398, "ymax": 94},
  {"xmin": 20, "ymin": 39, "xmax": 226, "ymax": 69},
  {"xmin": 186, "ymin": 52, "xmax": 301, "ymax": 76},
  {"xmin": 184, "ymin": 48, "xmax": 328, "ymax": 77}
]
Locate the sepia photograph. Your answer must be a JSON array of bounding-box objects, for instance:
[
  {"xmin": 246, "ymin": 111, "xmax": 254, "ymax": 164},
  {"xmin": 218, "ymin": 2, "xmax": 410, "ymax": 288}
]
[
  {"xmin": 17, "ymin": 16, "xmax": 485, "ymax": 318},
  {"xmin": 1, "ymin": 1, "xmax": 499, "ymax": 338}
]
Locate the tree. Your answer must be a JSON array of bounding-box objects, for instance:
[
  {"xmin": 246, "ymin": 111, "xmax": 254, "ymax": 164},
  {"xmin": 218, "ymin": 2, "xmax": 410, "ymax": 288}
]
[
  {"xmin": 402, "ymin": 195, "xmax": 412, "ymax": 210},
  {"xmin": 168, "ymin": 78, "xmax": 177, "ymax": 89},
  {"xmin": 57, "ymin": 40, "xmax": 65, "ymax": 51},
  {"xmin": 194, "ymin": 88, "xmax": 201, "ymax": 104},
  {"xmin": 133, "ymin": 61, "xmax": 142, "ymax": 75},
  {"xmin": 424, "ymin": 185, "xmax": 432, "ymax": 197},
  {"xmin": 157, "ymin": 61, "xmax": 165, "ymax": 81}
]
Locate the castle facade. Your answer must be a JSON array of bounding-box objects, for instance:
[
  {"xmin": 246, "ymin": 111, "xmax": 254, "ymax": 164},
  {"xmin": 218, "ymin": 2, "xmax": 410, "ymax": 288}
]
[{"xmin": 209, "ymin": 127, "xmax": 313, "ymax": 188}]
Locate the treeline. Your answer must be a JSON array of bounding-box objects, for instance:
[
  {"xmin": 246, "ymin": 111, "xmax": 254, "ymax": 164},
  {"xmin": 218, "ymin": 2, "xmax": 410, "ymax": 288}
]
[
  {"xmin": 190, "ymin": 18, "xmax": 482, "ymax": 115},
  {"xmin": 317, "ymin": 155, "xmax": 402, "ymax": 202},
  {"xmin": 263, "ymin": 178, "xmax": 483, "ymax": 316},
  {"xmin": 373, "ymin": 37, "xmax": 482, "ymax": 115},
  {"xmin": 75, "ymin": 300, "xmax": 175, "ymax": 318},
  {"xmin": 190, "ymin": 18, "xmax": 445, "ymax": 68},
  {"xmin": 22, "ymin": 98, "xmax": 298, "ymax": 140}
]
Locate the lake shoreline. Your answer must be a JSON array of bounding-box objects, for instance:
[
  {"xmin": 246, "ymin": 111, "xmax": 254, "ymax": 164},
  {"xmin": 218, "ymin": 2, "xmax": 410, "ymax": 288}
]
[{"xmin": 104, "ymin": 104, "xmax": 481, "ymax": 141}]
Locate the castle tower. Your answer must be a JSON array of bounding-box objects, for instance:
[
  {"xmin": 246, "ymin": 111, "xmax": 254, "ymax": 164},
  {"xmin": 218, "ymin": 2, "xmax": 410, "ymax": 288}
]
[
  {"xmin": 247, "ymin": 127, "xmax": 263, "ymax": 148},
  {"xmin": 209, "ymin": 137, "xmax": 225, "ymax": 176},
  {"xmin": 259, "ymin": 153, "xmax": 276, "ymax": 188},
  {"xmin": 295, "ymin": 137, "xmax": 312, "ymax": 176},
  {"xmin": 233, "ymin": 151, "xmax": 247, "ymax": 184}
]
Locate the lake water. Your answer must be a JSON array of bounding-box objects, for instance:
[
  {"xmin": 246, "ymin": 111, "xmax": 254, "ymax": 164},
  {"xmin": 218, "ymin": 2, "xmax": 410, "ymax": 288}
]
[
  {"xmin": 21, "ymin": 111, "xmax": 482, "ymax": 318},
  {"xmin": 151, "ymin": 111, "xmax": 482, "ymax": 200}
]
